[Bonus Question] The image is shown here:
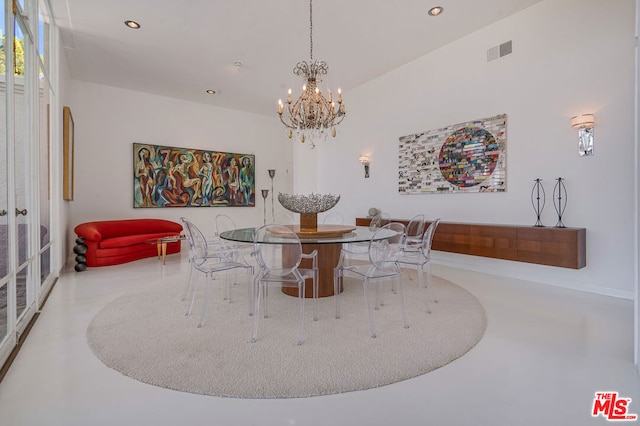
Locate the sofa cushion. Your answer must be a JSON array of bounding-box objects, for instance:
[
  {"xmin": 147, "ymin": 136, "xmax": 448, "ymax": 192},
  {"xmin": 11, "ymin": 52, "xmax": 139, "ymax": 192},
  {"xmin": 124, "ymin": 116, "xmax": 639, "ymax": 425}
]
[
  {"xmin": 99, "ymin": 232, "xmax": 181, "ymax": 249},
  {"xmin": 93, "ymin": 241, "xmax": 181, "ymax": 259}
]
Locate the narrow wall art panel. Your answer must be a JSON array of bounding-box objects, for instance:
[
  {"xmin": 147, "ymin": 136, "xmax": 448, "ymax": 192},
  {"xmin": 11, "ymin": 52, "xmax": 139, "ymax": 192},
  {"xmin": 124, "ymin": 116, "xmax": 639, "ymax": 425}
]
[
  {"xmin": 133, "ymin": 143, "xmax": 255, "ymax": 208},
  {"xmin": 398, "ymin": 114, "xmax": 507, "ymax": 194}
]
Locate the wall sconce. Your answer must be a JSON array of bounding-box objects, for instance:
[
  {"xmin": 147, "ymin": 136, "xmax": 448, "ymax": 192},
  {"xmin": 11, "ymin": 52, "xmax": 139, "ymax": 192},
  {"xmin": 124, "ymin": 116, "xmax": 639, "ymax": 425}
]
[
  {"xmin": 359, "ymin": 155, "xmax": 370, "ymax": 178},
  {"xmin": 571, "ymin": 114, "xmax": 595, "ymax": 156}
]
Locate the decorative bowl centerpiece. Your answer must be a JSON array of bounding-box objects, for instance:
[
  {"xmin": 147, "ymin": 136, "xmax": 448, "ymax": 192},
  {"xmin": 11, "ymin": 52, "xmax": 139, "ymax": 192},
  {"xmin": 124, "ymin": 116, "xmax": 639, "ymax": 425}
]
[{"xmin": 278, "ymin": 193, "xmax": 340, "ymax": 232}]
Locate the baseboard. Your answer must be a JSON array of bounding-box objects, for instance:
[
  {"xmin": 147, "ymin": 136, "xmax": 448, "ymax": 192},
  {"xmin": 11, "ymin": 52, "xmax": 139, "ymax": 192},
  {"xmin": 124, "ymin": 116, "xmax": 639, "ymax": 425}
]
[{"xmin": 431, "ymin": 251, "xmax": 633, "ymax": 300}]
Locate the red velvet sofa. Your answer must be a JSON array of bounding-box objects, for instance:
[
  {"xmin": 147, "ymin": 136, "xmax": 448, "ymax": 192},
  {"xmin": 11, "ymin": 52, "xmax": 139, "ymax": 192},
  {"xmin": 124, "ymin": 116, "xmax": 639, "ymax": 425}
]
[{"xmin": 74, "ymin": 219, "xmax": 183, "ymax": 267}]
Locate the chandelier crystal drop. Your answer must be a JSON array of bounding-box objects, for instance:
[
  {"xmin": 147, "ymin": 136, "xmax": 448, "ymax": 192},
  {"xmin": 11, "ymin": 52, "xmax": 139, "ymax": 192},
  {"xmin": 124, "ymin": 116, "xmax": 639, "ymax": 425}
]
[{"xmin": 278, "ymin": 0, "xmax": 346, "ymax": 149}]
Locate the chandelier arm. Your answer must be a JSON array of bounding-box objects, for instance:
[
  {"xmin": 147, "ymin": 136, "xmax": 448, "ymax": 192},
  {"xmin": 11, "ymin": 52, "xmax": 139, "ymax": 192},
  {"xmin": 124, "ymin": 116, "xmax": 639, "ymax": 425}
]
[
  {"xmin": 279, "ymin": 115, "xmax": 296, "ymax": 129},
  {"xmin": 332, "ymin": 112, "xmax": 345, "ymax": 127}
]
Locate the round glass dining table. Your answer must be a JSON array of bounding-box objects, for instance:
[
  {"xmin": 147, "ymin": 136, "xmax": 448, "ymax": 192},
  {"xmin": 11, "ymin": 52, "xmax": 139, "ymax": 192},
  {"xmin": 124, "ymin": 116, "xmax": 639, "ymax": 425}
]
[{"xmin": 220, "ymin": 226, "xmax": 397, "ymax": 297}]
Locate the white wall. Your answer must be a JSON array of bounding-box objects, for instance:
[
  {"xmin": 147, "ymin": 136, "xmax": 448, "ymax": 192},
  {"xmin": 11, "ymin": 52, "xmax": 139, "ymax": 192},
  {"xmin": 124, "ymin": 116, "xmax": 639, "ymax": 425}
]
[
  {"xmin": 315, "ymin": 0, "xmax": 636, "ymax": 298},
  {"xmin": 63, "ymin": 0, "xmax": 636, "ymax": 299},
  {"xmin": 57, "ymin": 29, "xmax": 74, "ymax": 271},
  {"xmin": 67, "ymin": 81, "xmax": 292, "ymax": 250}
]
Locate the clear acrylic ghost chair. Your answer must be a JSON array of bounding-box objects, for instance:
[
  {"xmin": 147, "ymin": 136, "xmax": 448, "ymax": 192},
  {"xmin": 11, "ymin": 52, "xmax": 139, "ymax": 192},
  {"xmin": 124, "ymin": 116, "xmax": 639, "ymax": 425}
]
[
  {"xmin": 216, "ymin": 213, "xmax": 256, "ymax": 262},
  {"xmin": 368, "ymin": 212, "xmax": 391, "ymax": 231},
  {"xmin": 404, "ymin": 214, "xmax": 427, "ymax": 252},
  {"xmin": 344, "ymin": 212, "xmax": 391, "ymax": 260},
  {"xmin": 323, "ymin": 211, "xmax": 344, "ymax": 225},
  {"xmin": 334, "ymin": 222, "xmax": 409, "ymax": 338},
  {"xmin": 215, "ymin": 213, "xmax": 255, "ymax": 309},
  {"xmin": 181, "ymin": 218, "xmax": 254, "ymax": 327},
  {"xmin": 181, "ymin": 216, "xmax": 198, "ymax": 302},
  {"xmin": 274, "ymin": 212, "xmax": 295, "ymax": 225},
  {"xmin": 251, "ymin": 224, "xmax": 319, "ymax": 345},
  {"xmin": 180, "ymin": 216, "xmax": 227, "ymax": 304},
  {"xmin": 215, "ymin": 214, "xmax": 246, "ymax": 250},
  {"xmin": 397, "ymin": 218, "xmax": 441, "ymax": 313},
  {"xmin": 181, "ymin": 217, "xmax": 247, "ymax": 315}
]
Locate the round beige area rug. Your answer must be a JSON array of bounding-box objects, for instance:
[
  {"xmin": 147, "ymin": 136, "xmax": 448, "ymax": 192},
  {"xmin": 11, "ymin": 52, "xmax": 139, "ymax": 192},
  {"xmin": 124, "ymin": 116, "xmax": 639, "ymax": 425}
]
[{"xmin": 86, "ymin": 273, "xmax": 486, "ymax": 398}]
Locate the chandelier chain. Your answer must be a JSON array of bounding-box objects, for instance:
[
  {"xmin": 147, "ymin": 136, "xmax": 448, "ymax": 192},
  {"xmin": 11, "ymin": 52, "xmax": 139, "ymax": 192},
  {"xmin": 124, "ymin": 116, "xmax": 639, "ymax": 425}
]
[{"xmin": 309, "ymin": 0, "xmax": 313, "ymax": 60}]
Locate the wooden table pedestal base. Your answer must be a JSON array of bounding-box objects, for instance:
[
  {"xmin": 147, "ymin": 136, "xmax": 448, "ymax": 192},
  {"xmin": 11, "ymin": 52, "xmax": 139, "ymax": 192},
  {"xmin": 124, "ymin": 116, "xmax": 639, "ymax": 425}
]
[{"xmin": 281, "ymin": 242, "xmax": 344, "ymax": 298}]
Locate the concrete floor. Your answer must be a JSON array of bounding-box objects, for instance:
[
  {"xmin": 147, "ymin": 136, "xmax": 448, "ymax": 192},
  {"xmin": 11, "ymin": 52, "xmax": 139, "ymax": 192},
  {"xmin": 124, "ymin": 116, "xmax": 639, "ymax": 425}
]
[{"xmin": 0, "ymin": 253, "xmax": 638, "ymax": 426}]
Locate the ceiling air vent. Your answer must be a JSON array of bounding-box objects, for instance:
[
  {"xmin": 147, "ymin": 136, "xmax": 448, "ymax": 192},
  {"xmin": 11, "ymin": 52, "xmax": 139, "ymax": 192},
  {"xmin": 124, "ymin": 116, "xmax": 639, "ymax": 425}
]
[{"xmin": 487, "ymin": 40, "xmax": 512, "ymax": 62}]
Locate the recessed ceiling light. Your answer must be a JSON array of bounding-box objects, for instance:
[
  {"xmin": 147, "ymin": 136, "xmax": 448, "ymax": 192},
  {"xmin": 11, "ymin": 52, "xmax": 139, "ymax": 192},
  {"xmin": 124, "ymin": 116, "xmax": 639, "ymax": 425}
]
[
  {"xmin": 206, "ymin": 90, "xmax": 216, "ymax": 95},
  {"xmin": 428, "ymin": 6, "xmax": 444, "ymax": 16},
  {"xmin": 124, "ymin": 20, "xmax": 141, "ymax": 29}
]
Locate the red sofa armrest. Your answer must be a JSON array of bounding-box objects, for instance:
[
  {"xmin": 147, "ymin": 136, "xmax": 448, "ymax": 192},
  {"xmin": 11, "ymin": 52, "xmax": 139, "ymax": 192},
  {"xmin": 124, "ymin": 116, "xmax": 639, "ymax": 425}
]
[{"xmin": 74, "ymin": 223, "xmax": 103, "ymax": 242}]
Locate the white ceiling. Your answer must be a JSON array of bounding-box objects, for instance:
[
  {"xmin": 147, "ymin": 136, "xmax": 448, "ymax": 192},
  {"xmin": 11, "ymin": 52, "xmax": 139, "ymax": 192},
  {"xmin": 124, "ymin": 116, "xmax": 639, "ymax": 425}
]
[{"xmin": 49, "ymin": 0, "xmax": 542, "ymax": 117}]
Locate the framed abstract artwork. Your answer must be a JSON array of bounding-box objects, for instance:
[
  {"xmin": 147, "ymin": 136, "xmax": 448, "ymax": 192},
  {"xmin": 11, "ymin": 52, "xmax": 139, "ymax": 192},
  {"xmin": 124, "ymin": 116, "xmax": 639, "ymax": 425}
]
[
  {"xmin": 133, "ymin": 143, "xmax": 255, "ymax": 208},
  {"xmin": 398, "ymin": 114, "xmax": 507, "ymax": 194},
  {"xmin": 63, "ymin": 106, "xmax": 74, "ymax": 201}
]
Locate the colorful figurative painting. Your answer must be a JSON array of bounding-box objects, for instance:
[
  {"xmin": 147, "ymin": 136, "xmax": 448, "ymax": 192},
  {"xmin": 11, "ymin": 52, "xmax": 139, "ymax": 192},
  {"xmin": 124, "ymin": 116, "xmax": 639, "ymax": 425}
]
[
  {"xmin": 133, "ymin": 143, "xmax": 255, "ymax": 208},
  {"xmin": 398, "ymin": 114, "xmax": 507, "ymax": 194}
]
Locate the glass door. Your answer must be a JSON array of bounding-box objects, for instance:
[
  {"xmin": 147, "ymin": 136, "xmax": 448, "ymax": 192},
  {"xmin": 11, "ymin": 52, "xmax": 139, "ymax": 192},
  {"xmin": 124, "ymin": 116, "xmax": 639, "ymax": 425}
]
[
  {"xmin": 0, "ymin": 0, "xmax": 54, "ymax": 368},
  {"xmin": 37, "ymin": 0, "xmax": 52, "ymax": 295},
  {"xmin": 37, "ymin": 65, "xmax": 50, "ymax": 291},
  {"xmin": 13, "ymin": 2, "xmax": 35, "ymax": 333},
  {"xmin": 0, "ymin": 1, "xmax": 11, "ymax": 363}
]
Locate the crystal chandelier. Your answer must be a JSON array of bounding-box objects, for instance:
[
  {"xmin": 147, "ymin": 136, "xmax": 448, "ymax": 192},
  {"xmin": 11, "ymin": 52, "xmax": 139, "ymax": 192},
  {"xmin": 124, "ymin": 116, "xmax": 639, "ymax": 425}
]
[{"xmin": 278, "ymin": 0, "xmax": 346, "ymax": 149}]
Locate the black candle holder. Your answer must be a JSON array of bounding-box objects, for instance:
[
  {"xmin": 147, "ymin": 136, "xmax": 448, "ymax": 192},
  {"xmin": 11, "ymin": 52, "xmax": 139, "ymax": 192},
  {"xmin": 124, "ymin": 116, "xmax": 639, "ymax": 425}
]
[
  {"xmin": 553, "ymin": 177, "xmax": 567, "ymax": 228},
  {"xmin": 531, "ymin": 178, "xmax": 545, "ymax": 227}
]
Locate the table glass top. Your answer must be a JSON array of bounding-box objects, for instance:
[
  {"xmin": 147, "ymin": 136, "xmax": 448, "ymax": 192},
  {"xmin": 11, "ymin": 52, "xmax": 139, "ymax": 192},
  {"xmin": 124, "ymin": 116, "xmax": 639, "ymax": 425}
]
[{"xmin": 220, "ymin": 226, "xmax": 396, "ymax": 245}]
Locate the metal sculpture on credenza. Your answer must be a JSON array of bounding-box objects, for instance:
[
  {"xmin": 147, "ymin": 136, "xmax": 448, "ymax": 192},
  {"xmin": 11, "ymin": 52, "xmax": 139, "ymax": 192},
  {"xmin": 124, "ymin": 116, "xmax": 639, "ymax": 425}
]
[
  {"xmin": 553, "ymin": 177, "xmax": 567, "ymax": 228},
  {"xmin": 531, "ymin": 178, "xmax": 546, "ymax": 227}
]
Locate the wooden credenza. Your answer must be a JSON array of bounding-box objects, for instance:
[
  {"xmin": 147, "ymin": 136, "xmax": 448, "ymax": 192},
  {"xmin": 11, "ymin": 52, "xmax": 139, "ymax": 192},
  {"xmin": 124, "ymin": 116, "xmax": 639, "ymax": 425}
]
[{"xmin": 355, "ymin": 218, "xmax": 586, "ymax": 269}]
